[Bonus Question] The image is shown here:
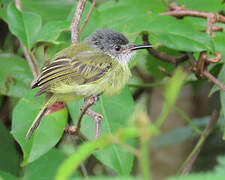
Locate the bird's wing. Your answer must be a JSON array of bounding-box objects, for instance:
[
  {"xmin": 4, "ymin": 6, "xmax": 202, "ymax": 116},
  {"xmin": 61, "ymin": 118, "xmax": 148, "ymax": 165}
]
[{"xmin": 32, "ymin": 51, "xmax": 115, "ymax": 96}]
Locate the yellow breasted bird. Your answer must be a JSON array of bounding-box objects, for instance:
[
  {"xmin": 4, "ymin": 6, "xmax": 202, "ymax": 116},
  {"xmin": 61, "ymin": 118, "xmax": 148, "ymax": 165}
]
[{"xmin": 26, "ymin": 29, "xmax": 152, "ymax": 139}]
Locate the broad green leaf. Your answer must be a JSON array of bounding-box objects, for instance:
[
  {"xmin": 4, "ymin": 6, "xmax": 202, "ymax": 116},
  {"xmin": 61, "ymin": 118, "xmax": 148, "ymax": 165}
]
[
  {"xmin": 0, "ymin": 0, "xmax": 12, "ymax": 21},
  {"xmin": 7, "ymin": 2, "xmax": 42, "ymax": 49},
  {"xmin": 98, "ymin": 0, "xmax": 167, "ymax": 41},
  {"xmin": 0, "ymin": 53, "xmax": 32, "ymax": 98},
  {"xmin": 21, "ymin": 0, "xmax": 75, "ymax": 21},
  {"xmin": 0, "ymin": 171, "xmax": 19, "ymax": 180},
  {"xmin": 214, "ymin": 32, "xmax": 225, "ymax": 63},
  {"xmin": 56, "ymin": 136, "xmax": 109, "ymax": 180},
  {"xmin": 145, "ymin": 52, "xmax": 175, "ymax": 80},
  {"xmin": 67, "ymin": 87, "xmax": 135, "ymax": 175},
  {"xmin": 23, "ymin": 148, "xmax": 78, "ymax": 180},
  {"xmin": 35, "ymin": 20, "xmax": 70, "ymax": 44},
  {"xmin": 11, "ymin": 89, "xmax": 68, "ymax": 164},
  {"xmin": 176, "ymin": 0, "xmax": 223, "ymax": 12},
  {"xmin": 148, "ymin": 16, "xmax": 214, "ymax": 52},
  {"xmin": 0, "ymin": 121, "xmax": 19, "ymax": 176}
]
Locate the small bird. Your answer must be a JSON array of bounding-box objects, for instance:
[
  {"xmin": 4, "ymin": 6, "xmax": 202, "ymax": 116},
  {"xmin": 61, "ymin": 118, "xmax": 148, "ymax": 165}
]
[{"xmin": 26, "ymin": 29, "xmax": 152, "ymax": 139}]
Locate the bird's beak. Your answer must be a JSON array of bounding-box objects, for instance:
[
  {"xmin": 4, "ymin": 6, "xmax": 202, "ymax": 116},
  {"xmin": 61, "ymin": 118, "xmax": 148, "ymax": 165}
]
[{"xmin": 130, "ymin": 44, "xmax": 152, "ymax": 51}]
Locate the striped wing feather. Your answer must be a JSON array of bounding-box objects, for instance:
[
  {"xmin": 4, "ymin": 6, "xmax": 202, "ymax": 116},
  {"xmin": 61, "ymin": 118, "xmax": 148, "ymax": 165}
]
[{"xmin": 33, "ymin": 51, "xmax": 115, "ymax": 96}]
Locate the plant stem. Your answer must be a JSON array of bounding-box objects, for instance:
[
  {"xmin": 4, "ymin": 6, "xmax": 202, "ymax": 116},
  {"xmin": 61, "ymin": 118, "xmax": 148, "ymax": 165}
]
[
  {"xmin": 70, "ymin": 0, "xmax": 87, "ymax": 44},
  {"xmin": 140, "ymin": 139, "xmax": 151, "ymax": 180},
  {"xmin": 174, "ymin": 106, "xmax": 202, "ymax": 135},
  {"xmin": 177, "ymin": 107, "xmax": 220, "ymax": 175}
]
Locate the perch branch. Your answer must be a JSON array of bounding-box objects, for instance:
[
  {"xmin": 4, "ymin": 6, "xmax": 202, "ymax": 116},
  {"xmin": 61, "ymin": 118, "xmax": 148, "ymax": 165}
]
[
  {"xmin": 70, "ymin": 0, "xmax": 87, "ymax": 44},
  {"xmin": 79, "ymin": 0, "xmax": 97, "ymax": 37}
]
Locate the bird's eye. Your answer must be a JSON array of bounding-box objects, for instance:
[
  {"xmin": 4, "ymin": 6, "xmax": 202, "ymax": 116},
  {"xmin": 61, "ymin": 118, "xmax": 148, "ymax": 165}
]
[{"xmin": 114, "ymin": 45, "xmax": 121, "ymax": 51}]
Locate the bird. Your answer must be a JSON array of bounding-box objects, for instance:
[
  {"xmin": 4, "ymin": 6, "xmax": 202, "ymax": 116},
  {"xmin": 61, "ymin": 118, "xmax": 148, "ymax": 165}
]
[{"xmin": 26, "ymin": 29, "xmax": 152, "ymax": 139}]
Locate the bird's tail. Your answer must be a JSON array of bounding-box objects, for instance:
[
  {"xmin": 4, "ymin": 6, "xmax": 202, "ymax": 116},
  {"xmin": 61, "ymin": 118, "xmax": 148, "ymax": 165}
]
[{"xmin": 26, "ymin": 95, "xmax": 56, "ymax": 139}]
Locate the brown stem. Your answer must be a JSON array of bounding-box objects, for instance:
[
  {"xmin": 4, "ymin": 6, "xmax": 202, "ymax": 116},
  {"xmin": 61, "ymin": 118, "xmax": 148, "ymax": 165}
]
[
  {"xmin": 142, "ymin": 32, "xmax": 189, "ymax": 64},
  {"xmin": 78, "ymin": 0, "xmax": 96, "ymax": 37},
  {"xmin": 206, "ymin": 52, "xmax": 222, "ymax": 63},
  {"xmin": 15, "ymin": 0, "xmax": 40, "ymax": 78},
  {"xmin": 20, "ymin": 40, "xmax": 40, "ymax": 78},
  {"xmin": 180, "ymin": 107, "xmax": 220, "ymax": 175},
  {"xmin": 70, "ymin": 0, "xmax": 87, "ymax": 44},
  {"xmin": 15, "ymin": 0, "xmax": 21, "ymax": 10},
  {"xmin": 44, "ymin": 46, "xmax": 50, "ymax": 65},
  {"xmin": 203, "ymin": 71, "xmax": 225, "ymax": 91}
]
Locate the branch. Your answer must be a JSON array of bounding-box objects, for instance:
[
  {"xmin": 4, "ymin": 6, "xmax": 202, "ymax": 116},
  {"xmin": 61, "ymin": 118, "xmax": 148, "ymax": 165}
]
[
  {"xmin": 162, "ymin": 4, "xmax": 225, "ymax": 24},
  {"xmin": 65, "ymin": 96, "xmax": 103, "ymax": 139},
  {"xmin": 142, "ymin": 32, "xmax": 189, "ymax": 64},
  {"xmin": 203, "ymin": 71, "xmax": 225, "ymax": 91},
  {"xmin": 78, "ymin": 0, "xmax": 97, "ymax": 37},
  {"xmin": 178, "ymin": 107, "xmax": 220, "ymax": 175},
  {"xmin": 70, "ymin": 0, "xmax": 87, "ymax": 44},
  {"xmin": 15, "ymin": 0, "xmax": 40, "ymax": 78}
]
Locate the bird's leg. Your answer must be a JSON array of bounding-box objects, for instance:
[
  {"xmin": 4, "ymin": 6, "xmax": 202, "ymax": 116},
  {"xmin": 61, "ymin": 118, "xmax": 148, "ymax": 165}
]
[
  {"xmin": 66, "ymin": 95, "xmax": 103, "ymax": 139},
  {"xmin": 83, "ymin": 95, "xmax": 103, "ymax": 139}
]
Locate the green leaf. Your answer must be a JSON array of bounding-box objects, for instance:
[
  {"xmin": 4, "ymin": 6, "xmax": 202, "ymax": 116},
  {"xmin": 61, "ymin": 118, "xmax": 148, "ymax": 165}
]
[
  {"xmin": 67, "ymin": 87, "xmax": 135, "ymax": 175},
  {"xmin": 145, "ymin": 53, "xmax": 175, "ymax": 80},
  {"xmin": 35, "ymin": 20, "xmax": 70, "ymax": 44},
  {"xmin": 11, "ymin": 89, "xmax": 68, "ymax": 165},
  {"xmin": 7, "ymin": 2, "xmax": 42, "ymax": 49},
  {"xmin": 0, "ymin": 53, "xmax": 32, "ymax": 98},
  {"xmin": 56, "ymin": 136, "xmax": 109, "ymax": 180},
  {"xmin": 176, "ymin": 0, "xmax": 223, "ymax": 12},
  {"xmin": 0, "ymin": 121, "xmax": 19, "ymax": 176},
  {"xmin": 214, "ymin": 32, "xmax": 225, "ymax": 63},
  {"xmin": 148, "ymin": 16, "xmax": 214, "ymax": 52},
  {"xmin": 0, "ymin": 171, "xmax": 19, "ymax": 180},
  {"xmin": 23, "ymin": 148, "xmax": 77, "ymax": 180},
  {"xmin": 21, "ymin": 0, "xmax": 75, "ymax": 22},
  {"xmin": 0, "ymin": 0, "xmax": 12, "ymax": 21},
  {"xmin": 97, "ymin": 0, "xmax": 167, "ymax": 40}
]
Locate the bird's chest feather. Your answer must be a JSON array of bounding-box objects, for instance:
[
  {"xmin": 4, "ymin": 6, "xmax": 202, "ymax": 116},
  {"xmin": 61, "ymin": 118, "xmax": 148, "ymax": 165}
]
[{"xmin": 103, "ymin": 64, "xmax": 131, "ymax": 96}]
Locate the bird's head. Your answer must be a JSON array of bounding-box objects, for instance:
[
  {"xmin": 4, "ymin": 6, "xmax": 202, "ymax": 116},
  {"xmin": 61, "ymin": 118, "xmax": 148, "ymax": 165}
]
[{"xmin": 85, "ymin": 29, "xmax": 152, "ymax": 64}]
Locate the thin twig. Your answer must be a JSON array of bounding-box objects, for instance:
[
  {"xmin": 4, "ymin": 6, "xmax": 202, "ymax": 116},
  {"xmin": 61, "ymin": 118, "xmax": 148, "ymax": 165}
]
[
  {"xmin": 203, "ymin": 71, "xmax": 225, "ymax": 91},
  {"xmin": 70, "ymin": 136, "xmax": 89, "ymax": 177},
  {"xmin": 142, "ymin": 32, "xmax": 189, "ymax": 64},
  {"xmin": 15, "ymin": 0, "xmax": 21, "ymax": 10},
  {"xmin": 78, "ymin": 0, "xmax": 97, "ymax": 37},
  {"xmin": 85, "ymin": 108, "xmax": 103, "ymax": 139},
  {"xmin": 20, "ymin": 38, "xmax": 40, "ymax": 78},
  {"xmin": 70, "ymin": 0, "xmax": 87, "ymax": 44},
  {"xmin": 44, "ymin": 46, "xmax": 50, "ymax": 65},
  {"xmin": 15, "ymin": 0, "xmax": 40, "ymax": 78},
  {"xmin": 162, "ymin": 5, "xmax": 225, "ymax": 24},
  {"xmin": 178, "ymin": 107, "xmax": 220, "ymax": 175}
]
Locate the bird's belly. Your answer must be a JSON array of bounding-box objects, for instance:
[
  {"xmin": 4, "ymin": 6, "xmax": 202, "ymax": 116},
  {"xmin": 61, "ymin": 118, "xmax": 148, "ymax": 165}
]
[{"xmin": 53, "ymin": 66, "xmax": 131, "ymax": 101}]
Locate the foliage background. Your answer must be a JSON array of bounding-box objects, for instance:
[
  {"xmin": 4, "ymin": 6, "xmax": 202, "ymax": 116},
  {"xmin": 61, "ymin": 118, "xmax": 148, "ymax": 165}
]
[{"xmin": 1, "ymin": 0, "xmax": 225, "ymax": 180}]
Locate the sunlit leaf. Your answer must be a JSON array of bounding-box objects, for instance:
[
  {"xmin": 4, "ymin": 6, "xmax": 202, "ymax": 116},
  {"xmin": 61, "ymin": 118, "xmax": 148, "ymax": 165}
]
[
  {"xmin": 11, "ymin": 90, "xmax": 68, "ymax": 164},
  {"xmin": 67, "ymin": 87, "xmax": 135, "ymax": 175},
  {"xmin": 7, "ymin": 2, "xmax": 42, "ymax": 49}
]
